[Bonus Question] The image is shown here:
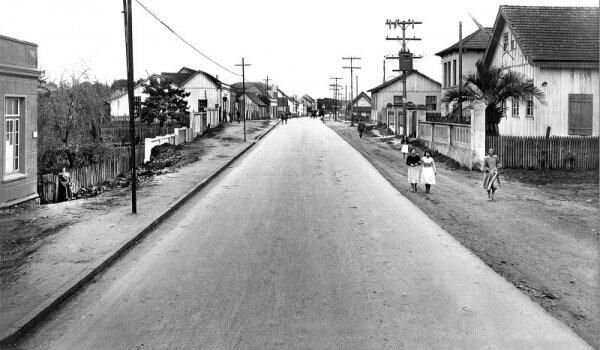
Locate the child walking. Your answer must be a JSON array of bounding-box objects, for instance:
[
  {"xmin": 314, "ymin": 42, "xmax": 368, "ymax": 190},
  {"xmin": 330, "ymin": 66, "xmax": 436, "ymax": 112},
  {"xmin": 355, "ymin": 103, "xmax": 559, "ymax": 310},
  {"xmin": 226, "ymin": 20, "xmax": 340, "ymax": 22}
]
[{"xmin": 420, "ymin": 151, "xmax": 437, "ymax": 194}]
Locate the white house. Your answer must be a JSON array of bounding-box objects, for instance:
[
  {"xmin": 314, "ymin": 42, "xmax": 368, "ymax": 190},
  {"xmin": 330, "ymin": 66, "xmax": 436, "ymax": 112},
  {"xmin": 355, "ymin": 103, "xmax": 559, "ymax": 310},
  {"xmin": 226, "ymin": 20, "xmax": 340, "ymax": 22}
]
[
  {"xmin": 483, "ymin": 5, "xmax": 599, "ymax": 137},
  {"xmin": 347, "ymin": 91, "xmax": 372, "ymax": 122},
  {"xmin": 436, "ymin": 27, "xmax": 491, "ymax": 117},
  {"xmin": 368, "ymin": 70, "xmax": 441, "ymax": 135}
]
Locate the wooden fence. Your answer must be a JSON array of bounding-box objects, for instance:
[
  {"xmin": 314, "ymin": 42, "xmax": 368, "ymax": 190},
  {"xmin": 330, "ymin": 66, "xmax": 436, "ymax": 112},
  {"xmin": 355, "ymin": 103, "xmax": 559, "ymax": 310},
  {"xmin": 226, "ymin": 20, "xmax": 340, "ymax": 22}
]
[
  {"xmin": 485, "ymin": 136, "xmax": 599, "ymax": 170},
  {"xmin": 38, "ymin": 146, "xmax": 145, "ymax": 203}
]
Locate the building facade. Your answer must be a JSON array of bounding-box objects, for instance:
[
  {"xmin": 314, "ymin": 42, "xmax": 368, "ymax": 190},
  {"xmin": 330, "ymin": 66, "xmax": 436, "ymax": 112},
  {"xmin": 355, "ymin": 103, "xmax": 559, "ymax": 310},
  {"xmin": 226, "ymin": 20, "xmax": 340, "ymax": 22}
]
[
  {"xmin": 484, "ymin": 6, "xmax": 599, "ymax": 137},
  {"xmin": 0, "ymin": 35, "xmax": 40, "ymax": 208},
  {"xmin": 347, "ymin": 91, "xmax": 372, "ymax": 122},
  {"xmin": 369, "ymin": 70, "xmax": 441, "ymax": 134},
  {"xmin": 436, "ymin": 27, "xmax": 491, "ymax": 117}
]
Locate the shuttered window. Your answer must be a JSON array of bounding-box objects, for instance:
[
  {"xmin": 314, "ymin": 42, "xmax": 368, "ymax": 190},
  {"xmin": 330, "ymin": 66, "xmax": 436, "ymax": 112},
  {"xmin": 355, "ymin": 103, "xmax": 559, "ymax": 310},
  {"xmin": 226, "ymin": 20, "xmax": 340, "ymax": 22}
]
[{"xmin": 568, "ymin": 94, "xmax": 593, "ymax": 136}]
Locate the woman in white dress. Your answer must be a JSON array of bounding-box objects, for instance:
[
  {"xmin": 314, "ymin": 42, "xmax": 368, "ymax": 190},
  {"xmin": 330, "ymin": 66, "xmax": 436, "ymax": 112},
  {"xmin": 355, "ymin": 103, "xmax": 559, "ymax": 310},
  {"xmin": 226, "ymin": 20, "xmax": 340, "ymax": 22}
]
[{"xmin": 420, "ymin": 151, "xmax": 437, "ymax": 193}]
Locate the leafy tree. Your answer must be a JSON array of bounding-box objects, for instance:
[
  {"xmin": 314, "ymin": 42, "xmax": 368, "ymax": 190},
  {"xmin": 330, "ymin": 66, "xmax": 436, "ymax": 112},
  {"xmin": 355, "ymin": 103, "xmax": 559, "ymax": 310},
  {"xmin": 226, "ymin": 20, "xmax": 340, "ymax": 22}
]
[
  {"xmin": 140, "ymin": 76, "xmax": 190, "ymax": 127},
  {"xmin": 37, "ymin": 72, "xmax": 112, "ymax": 172},
  {"xmin": 442, "ymin": 59, "xmax": 546, "ymax": 135}
]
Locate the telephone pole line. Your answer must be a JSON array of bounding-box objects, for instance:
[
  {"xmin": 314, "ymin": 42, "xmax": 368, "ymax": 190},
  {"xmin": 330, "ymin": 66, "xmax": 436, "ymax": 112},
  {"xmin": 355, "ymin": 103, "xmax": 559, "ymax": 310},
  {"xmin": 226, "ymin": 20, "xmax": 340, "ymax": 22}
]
[
  {"xmin": 122, "ymin": 0, "xmax": 137, "ymax": 213},
  {"xmin": 342, "ymin": 56, "xmax": 361, "ymax": 126},
  {"xmin": 235, "ymin": 57, "xmax": 251, "ymax": 142},
  {"xmin": 330, "ymin": 77, "xmax": 342, "ymax": 121},
  {"xmin": 263, "ymin": 75, "xmax": 270, "ymax": 119},
  {"xmin": 385, "ymin": 19, "xmax": 422, "ymax": 137}
]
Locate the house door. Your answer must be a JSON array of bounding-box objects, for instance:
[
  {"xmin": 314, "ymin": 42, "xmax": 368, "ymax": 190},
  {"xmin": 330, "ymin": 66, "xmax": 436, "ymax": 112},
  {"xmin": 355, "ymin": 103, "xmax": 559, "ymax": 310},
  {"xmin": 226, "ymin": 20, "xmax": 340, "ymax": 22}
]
[
  {"xmin": 411, "ymin": 111, "xmax": 417, "ymax": 137},
  {"xmin": 568, "ymin": 94, "xmax": 593, "ymax": 136}
]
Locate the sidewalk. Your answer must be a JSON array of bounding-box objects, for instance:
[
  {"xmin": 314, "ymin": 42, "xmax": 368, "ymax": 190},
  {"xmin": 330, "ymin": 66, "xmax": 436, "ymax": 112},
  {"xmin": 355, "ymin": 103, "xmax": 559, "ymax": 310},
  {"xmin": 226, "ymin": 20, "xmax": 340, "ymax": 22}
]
[
  {"xmin": 0, "ymin": 119, "xmax": 279, "ymax": 346},
  {"xmin": 326, "ymin": 120, "xmax": 599, "ymax": 348}
]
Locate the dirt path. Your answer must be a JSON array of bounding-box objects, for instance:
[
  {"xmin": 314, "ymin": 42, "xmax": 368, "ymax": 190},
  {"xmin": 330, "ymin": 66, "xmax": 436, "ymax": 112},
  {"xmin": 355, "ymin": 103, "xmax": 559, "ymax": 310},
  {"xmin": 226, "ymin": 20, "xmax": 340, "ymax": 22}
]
[{"xmin": 327, "ymin": 121, "xmax": 599, "ymax": 348}]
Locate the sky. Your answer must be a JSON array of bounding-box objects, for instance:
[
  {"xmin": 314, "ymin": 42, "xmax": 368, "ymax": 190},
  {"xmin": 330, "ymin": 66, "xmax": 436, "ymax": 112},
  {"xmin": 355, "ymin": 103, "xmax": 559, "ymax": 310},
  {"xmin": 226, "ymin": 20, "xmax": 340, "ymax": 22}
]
[{"xmin": 1, "ymin": 0, "xmax": 597, "ymax": 99}]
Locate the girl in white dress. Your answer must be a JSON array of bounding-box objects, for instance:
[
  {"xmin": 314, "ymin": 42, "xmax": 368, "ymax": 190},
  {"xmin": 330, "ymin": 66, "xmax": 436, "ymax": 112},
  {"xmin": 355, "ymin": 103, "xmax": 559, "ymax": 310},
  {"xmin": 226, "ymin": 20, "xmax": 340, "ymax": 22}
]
[{"xmin": 420, "ymin": 151, "xmax": 437, "ymax": 193}]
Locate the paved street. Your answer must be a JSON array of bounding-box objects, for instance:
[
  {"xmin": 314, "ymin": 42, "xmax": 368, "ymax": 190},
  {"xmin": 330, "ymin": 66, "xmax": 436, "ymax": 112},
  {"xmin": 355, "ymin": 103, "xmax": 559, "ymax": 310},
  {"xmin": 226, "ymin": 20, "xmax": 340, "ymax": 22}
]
[{"xmin": 19, "ymin": 118, "xmax": 590, "ymax": 349}]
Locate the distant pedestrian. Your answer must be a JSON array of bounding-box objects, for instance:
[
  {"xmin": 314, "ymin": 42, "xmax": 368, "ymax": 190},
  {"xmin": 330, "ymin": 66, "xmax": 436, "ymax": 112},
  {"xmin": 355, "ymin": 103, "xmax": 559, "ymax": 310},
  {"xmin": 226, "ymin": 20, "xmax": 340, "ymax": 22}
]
[
  {"xmin": 236, "ymin": 111, "xmax": 241, "ymax": 123},
  {"xmin": 406, "ymin": 148, "xmax": 421, "ymax": 192},
  {"xmin": 420, "ymin": 151, "xmax": 437, "ymax": 194},
  {"xmin": 357, "ymin": 122, "xmax": 366, "ymax": 138},
  {"xmin": 400, "ymin": 136, "xmax": 409, "ymax": 159},
  {"xmin": 483, "ymin": 148, "xmax": 501, "ymax": 200}
]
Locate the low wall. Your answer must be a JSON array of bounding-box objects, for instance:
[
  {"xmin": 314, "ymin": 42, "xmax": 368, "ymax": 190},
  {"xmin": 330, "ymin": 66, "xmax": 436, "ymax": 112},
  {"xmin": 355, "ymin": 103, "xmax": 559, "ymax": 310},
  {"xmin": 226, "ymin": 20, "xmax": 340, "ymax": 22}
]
[{"xmin": 417, "ymin": 101, "xmax": 486, "ymax": 170}]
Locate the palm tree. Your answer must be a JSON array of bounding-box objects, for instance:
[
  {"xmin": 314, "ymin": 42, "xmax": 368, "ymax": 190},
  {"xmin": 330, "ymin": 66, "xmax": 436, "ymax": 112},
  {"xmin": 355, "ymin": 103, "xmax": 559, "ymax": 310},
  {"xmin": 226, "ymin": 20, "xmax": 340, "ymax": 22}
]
[{"xmin": 443, "ymin": 59, "xmax": 546, "ymax": 136}]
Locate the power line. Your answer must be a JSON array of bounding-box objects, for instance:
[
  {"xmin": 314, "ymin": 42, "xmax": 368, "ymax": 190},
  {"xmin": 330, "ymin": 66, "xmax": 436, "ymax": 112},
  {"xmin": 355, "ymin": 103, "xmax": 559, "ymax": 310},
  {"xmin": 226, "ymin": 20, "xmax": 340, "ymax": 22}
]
[{"xmin": 134, "ymin": 0, "xmax": 241, "ymax": 77}]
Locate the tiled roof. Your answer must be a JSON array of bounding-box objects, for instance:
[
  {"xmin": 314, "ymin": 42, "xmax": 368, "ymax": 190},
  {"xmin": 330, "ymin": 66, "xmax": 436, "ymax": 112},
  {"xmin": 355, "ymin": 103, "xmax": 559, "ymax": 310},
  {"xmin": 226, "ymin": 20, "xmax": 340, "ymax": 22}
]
[
  {"xmin": 244, "ymin": 92, "xmax": 267, "ymax": 107},
  {"xmin": 368, "ymin": 70, "xmax": 441, "ymax": 93},
  {"xmin": 160, "ymin": 72, "xmax": 196, "ymax": 86},
  {"xmin": 436, "ymin": 28, "xmax": 493, "ymax": 57},
  {"xmin": 491, "ymin": 6, "xmax": 599, "ymax": 64}
]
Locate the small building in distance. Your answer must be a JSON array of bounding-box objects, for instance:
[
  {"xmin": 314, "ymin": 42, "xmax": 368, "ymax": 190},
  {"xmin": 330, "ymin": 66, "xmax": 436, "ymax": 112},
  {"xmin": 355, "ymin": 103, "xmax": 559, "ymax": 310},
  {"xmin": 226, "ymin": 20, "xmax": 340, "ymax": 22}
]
[
  {"xmin": 0, "ymin": 34, "xmax": 41, "ymax": 208},
  {"xmin": 436, "ymin": 27, "xmax": 492, "ymax": 118},
  {"xmin": 483, "ymin": 5, "xmax": 599, "ymax": 136},
  {"xmin": 368, "ymin": 70, "xmax": 441, "ymax": 136},
  {"xmin": 347, "ymin": 91, "xmax": 372, "ymax": 122}
]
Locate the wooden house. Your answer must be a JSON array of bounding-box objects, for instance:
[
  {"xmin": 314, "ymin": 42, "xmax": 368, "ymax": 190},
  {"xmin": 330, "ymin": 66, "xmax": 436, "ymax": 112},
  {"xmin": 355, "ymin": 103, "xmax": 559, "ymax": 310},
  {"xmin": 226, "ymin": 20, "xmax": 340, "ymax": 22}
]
[
  {"xmin": 0, "ymin": 35, "xmax": 40, "ymax": 208},
  {"xmin": 368, "ymin": 70, "xmax": 441, "ymax": 135},
  {"xmin": 436, "ymin": 27, "xmax": 492, "ymax": 117},
  {"xmin": 347, "ymin": 91, "xmax": 372, "ymax": 122},
  {"xmin": 483, "ymin": 5, "xmax": 599, "ymax": 136}
]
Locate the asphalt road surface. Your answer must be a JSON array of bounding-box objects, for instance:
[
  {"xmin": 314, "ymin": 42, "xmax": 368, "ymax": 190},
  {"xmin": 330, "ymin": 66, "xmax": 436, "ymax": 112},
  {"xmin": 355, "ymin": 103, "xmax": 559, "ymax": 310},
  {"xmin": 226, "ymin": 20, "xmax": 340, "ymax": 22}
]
[{"xmin": 19, "ymin": 118, "xmax": 591, "ymax": 349}]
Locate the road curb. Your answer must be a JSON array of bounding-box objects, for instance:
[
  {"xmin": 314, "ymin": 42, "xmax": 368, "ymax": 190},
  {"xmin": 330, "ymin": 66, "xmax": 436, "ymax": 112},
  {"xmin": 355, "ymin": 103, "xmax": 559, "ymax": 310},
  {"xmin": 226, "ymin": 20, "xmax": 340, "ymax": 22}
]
[{"xmin": 0, "ymin": 120, "xmax": 280, "ymax": 348}]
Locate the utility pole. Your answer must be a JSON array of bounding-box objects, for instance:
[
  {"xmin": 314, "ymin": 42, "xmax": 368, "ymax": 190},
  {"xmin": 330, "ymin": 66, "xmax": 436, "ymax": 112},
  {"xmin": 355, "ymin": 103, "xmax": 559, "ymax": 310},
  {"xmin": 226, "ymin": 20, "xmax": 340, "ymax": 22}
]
[
  {"xmin": 235, "ymin": 58, "xmax": 251, "ymax": 142},
  {"xmin": 122, "ymin": 0, "xmax": 136, "ymax": 213},
  {"xmin": 330, "ymin": 77, "xmax": 342, "ymax": 121},
  {"xmin": 386, "ymin": 19, "xmax": 422, "ymax": 137},
  {"xmin": 383, "ymin": 59, "xmax": 386, "ymax": 83},
  {"xmin": 342, "ymin": 56, "xmax": 361, "ymax": 126},
  {"xmin": 458, "ymin": 21, "xmax": 463, "ymax": 123},
  {"xmin": 263, "ymin": 75, "xmax": 270, "ymax": 119}
]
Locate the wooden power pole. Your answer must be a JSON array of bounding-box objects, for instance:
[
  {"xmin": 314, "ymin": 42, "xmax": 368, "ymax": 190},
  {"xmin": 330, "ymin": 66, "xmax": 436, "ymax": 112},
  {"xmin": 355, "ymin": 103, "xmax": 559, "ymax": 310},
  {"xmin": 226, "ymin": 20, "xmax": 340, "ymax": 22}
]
[
  {"xmin": 330, "ymin": 77, "xmax": 342, "ymax": 121},
  {"xmin": 342, "ymin": 56, "xmax": 361, "ymax": 126},
  {"xmin": 385, "ymin": 19, "xmax": 422, "ymax": 137},
  {"xmin": 122, "ymin": 0, "xmax": 137, "ymax": 213},
  {"xmin": 235, "ymin": 58, "xmax": 251, "ymax": 142}
]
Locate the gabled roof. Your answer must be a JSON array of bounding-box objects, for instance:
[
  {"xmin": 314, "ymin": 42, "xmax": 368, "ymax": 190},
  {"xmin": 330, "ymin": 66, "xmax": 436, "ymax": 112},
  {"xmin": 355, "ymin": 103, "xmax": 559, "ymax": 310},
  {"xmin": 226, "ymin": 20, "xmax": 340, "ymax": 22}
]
[
  {"xmin": 436, "ymin": 28, "xmax": 492, "ymax": 57},
  {"xmin": 483, "ymin": 6, "xmax": 599, "ymax": 67},
  {"xmin": 163, "ymin": 67, "xmax": 223, "ymax": 88},
  {"xmin": 243, "ymin": 92, "xmax": 268, "ymax": 107},
  {"xmin": 160, "ymin": 72, "xmax": 196, "ymax": 86},
  {"xmin": 368, "ymin": 70, "xmax": 441, "ymax": 93},
  {"xmin": 108, "ymin": 74, "xmax": 161, "ymax": 101},
  {"xmin": 301, "ymin": 94, "xmax": 315, "ymax": 103},
  {"xmin": 347, "ymin": 91, "xmax": 371, "ymax": 108}
]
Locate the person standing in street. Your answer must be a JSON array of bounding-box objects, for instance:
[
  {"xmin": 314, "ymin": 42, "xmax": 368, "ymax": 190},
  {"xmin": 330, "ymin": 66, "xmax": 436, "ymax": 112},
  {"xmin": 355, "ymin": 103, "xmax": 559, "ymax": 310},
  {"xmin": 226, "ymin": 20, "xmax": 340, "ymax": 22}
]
[
  {"xmin": 400, "ymin": 136, "xmax": 409, "ymax": 159},
  {"xmin": 483, "ymin": 148, "xmax": 501, "ymax": 200},
  {"xmin": 357, "ymin": 122, "xmax": 366, "ymax": 138},
  {"xmin": 406, "ymin": 148, "xmax": 421, "ymax": 192},
  {"xmin": 236, "ymin": 110, "xmax": 241, "ymax": 123},
  {"xmin": 420, "ymin": 151, "xmax": 437, "ymax": 194}
]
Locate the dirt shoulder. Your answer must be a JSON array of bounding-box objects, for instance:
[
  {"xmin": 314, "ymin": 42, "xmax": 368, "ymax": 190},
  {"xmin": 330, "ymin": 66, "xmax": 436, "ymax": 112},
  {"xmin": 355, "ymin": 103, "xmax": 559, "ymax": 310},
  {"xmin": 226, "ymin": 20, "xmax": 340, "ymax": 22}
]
[
  {"xmin": 327, "ymin": 121, "xmax": 599, "ymax": 348},
  {"xmin": 0, "ymin": 120, "xmax": 273, "ymax": 289}
]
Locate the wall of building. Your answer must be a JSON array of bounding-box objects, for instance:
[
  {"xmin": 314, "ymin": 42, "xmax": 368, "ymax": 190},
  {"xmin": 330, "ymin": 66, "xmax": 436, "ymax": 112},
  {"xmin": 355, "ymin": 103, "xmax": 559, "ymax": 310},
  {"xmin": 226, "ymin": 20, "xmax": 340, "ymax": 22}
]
[
  {"xmin": 109, "ymin": 84, "xmax": 146, "ymax": 118},
  {"xmin": 371, "ymin": 74, "xmax": 441, "ymax": 123},
  {"xmin": 439, "ymin": 51, "xmax": 484, "ymax": 116},
  {"xmin": 182, "ymin": 73, "xmax": 222, "ymax": 113},
  {"xmin": 489, "ymin": 21, "xmax": 599, "ymax": 137},
  {"xmin": 0, "ymin": 36, "xmax": 40, "ymax": 207}
]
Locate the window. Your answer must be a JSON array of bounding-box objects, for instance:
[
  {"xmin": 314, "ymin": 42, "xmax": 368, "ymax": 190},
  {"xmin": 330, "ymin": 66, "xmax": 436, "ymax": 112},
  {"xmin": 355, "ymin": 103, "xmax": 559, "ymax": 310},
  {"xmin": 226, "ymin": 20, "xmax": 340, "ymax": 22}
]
[
  {"xmin": 501, "ymin": 100, "xmax": 507, "ymax": 117},
  {"xmin": 393, "ymin": 95, "xmax": 403, "ymax": 105},
  {"xmin": 526, "ymin": 96, "xmax": 534, "ymax": 117},
  {"xmin": 511, "ymin": 35, "xmax": 516, "ymax": 51},
  {"xmin": 426, "ymin": 96, "xmax": 437, "ymax": 111},
  {"xmin": 512, "ymin": 97, "xmax": 519, "ymax": 117},
  {"xmin": 4, "ymin": 97, "xmax": 23, "ymax": 174},
  {"xmin": 198, "ymin": 99, "xmax": 208, "ymax": 111},
  {"xmin": 452, "ymin": 60, "xmax": 457, "ymax": 86},
  {"xmin": 133, "ymin": 96, "xmax": 141, "ymax": 118},
  {"xmin": 568, "ymin": 94, "xmax": 593, "ymax": 136},
  {"xmin": 503, "ymin": 32, "xmax": 509, "ymax": 52}
]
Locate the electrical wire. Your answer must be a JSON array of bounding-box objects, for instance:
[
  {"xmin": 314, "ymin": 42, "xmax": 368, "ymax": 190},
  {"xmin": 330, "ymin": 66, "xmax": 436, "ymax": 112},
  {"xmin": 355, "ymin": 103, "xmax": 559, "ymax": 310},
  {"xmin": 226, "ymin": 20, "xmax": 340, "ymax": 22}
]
[{"xmin": 134, "ymin": 0, "xmax": 241, "ymax": 77}]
